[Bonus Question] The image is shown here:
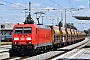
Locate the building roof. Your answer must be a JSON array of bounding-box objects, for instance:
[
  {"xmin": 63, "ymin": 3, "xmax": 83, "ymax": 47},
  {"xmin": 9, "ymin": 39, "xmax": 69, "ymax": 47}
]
[
  {"xmin": 73, "ymin": 16, "xmax": 90, "ymax": 20},
  {"xmin": 0, "ymin": 22, "xmax": 14, "ymax": 30}
]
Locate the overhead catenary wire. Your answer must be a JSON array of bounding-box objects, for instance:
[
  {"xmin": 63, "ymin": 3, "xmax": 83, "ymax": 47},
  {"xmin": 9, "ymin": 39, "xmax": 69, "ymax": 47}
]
[
  {"xmin": 33, "ymin": 0, "xmax": 46, "ymax": 11},
  {"xmin": 0, "ymin": 0, "xmax": 28, "ymax": 23},
  {"xmin": 33, "ymin": 0, "xmax": 60, "ymax": 23},
  {"xmin": 35, "ymin": 0, "xmax": 47, "ymax": 7},
  {"xmin": 67, "ymin": 0, "xmax": 74, "ymax": 8},
  {"xmin": 0, "ymin": 0, "xmax": 27, "ymax": 9},
  {"xmin": 67, "ymin": 0, "xmax": 75, "ymax": 16},
  {"xmin": 49, "ymin": 0, "xmax": 65, "ymax": 9},
  {"xmin": 34, "ymin": 0, "xmax": 57, "ymax": 11}
]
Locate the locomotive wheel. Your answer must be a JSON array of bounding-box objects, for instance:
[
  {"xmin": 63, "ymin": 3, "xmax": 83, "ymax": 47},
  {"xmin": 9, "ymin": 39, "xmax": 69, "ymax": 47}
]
[
  {"xmin": 10, "ymin": 52, "xmax": 13, "ymax": 57},
  {"xmin": 9, "ymin": 49, "xmax": 14, "ymax": 57},
  {"xmin": 53, "ymin": 45, "xmax": 57, "ymax": 51},
  {"xmin": 31, "ymin": 50, "xmax": 37, "ymax": 56},
  {"xmin": 44, "ymin": 46, "xmax": 48, "ymax": 52},
  {"xmin": 50, "ymin": 46, "xmax": 53, "ymax": 51},
  {"xmin": 53, "ymin": 47, "xmax": 57, "ymax": 51}
]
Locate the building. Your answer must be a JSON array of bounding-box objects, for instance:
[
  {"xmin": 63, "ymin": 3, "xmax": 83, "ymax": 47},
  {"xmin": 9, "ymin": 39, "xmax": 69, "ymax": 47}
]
[{"xmin": 0, "ymin": 22, "xmax": 14, "ymax": 42}]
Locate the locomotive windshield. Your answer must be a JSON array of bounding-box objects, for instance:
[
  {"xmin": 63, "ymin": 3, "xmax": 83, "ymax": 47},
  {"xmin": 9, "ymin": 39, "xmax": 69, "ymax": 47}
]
[
  {"xmin": 15, "ymin": 27, "xmax": 32, "ymax": 34},
  {"xmin": 15, "ymin": 28, "xmax": 23, "ymax": 34},
  {"xmin": 24, "ymin": 27, "xmax": 32, "ymax": 34}
]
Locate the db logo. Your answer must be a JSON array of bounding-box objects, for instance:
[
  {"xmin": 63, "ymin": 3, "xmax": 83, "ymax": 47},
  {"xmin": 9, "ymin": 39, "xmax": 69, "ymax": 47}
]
[{"xmin": 21, "ymin": 38, "xmax": 25, "ymax": 40}]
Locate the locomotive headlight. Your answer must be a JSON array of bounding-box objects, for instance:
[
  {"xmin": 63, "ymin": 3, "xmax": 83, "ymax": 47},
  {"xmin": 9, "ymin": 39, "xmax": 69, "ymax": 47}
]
[
  {"xmin": 26, "ymin": 37, "xmax": 32, "ymax": 40},
  {"xmin": 14, "ymin": 38, "xmax": 19, "ymax": 40},
  {"xmin": 14, "ymin": 42, "xmax": 18, "ymax": 44},
  {"xmin": 28, "ymin": 42, "xmax": 31, "ymax": 44}
]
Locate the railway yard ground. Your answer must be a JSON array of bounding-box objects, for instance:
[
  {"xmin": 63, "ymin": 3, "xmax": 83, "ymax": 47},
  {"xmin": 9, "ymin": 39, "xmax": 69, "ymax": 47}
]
[{"xmin": 0, "ymin": 37, "xmax": 90, "ymax": 60}]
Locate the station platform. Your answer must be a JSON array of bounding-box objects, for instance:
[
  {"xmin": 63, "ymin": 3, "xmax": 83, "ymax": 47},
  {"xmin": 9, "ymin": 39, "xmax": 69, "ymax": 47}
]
[
  {"xmin": 52, "ymin": 37, "xmax": 90, "ymax": 60},
  {"xmin": 0, "ymin": 45, "xmax": 11, "ymax": 52},
  {"xmin": 0, "ymin": 45, "xmax": 11, "ymax": 59}
]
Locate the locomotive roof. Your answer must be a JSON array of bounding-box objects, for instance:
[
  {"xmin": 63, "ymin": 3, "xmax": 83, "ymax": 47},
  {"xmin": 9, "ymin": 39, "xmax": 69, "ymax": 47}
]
[
  {"xmin": 14, "ymin": 24, "xmax": 50, "ymax": 29},
  {"xmin": 37, "ymin": 25, "xmax": 50, "ymax": 29}
]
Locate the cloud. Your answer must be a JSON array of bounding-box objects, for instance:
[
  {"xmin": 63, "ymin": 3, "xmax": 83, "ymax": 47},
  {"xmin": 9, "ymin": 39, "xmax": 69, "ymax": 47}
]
[
  {"xmin": 33, "ymin": 3, "xmax": 41, "ymax": 7},
  {"xmin": 44, "ymin": 6, "xmax": 54, "ymax": 9},
  {"xmin": 12, "ymin": 3, "xmax": 27, "ymax": 9},
  {"xmin": 75, "ymin": 0, "xmax": 81, "ymax": 2},
  {"xmin": 41, "ymin": 6, "xmax": 56, "ymax": 11},
  {"xmin": 78, "ymin": 5, "xmax": 85, "ymax": 9},
  {"xmin": 30, "ymin": 3, "xmax": 41, "ymax": 11}
]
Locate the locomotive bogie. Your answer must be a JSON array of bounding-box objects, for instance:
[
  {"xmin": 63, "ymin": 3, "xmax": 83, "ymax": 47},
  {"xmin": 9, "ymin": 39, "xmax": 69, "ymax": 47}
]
[{"xmin": 9, "ymin": 45, "xmax": 35, "ymax": 56}]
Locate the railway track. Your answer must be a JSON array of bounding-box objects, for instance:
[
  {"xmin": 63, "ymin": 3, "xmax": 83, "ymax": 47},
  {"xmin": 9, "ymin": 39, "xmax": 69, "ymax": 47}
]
[
  {"xmin": 2, "ymin": 56, "xmax": 19, "ymax": 60},
  {"xmin": 2, "ymin": 56, "xmax": 31, "ymax": 60},
  {"xmin": 1, "ymin": 37, "xmax": 89, "ymax": 60}
]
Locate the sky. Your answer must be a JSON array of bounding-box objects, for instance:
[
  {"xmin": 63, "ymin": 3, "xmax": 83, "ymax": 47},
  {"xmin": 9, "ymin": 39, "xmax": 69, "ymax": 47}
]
[{"xmin": 0, "ymin": 0, "xmax": 90, "ymax": 31}]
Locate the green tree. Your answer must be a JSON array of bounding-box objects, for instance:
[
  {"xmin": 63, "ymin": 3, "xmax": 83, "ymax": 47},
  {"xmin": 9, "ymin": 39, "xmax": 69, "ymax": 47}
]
[
  {"xmin": 24, "ymin": 13, "xmax": 34, "ymax": 24},
  {"xmin": 56, "ymin": 21, "xmax": 63, "ymax": 27},
  {"xmin": 64, "ymin": 23, "xmax": 77, "ymax": 30},
  {"xmin": 84, "ymin": 30, "xmax": 88, "ymax": 35},
  {"xmin": 83, "ymin": 28, "xmax": 90, "ymax": 36},
  {"xmin": 88, "ymin": 28, "xmax": 90, "ymax": 35}
]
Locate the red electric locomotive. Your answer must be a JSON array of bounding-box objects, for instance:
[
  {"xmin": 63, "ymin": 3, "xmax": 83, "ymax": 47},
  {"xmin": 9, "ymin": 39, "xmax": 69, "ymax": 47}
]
[{"xmin": 9, "ymin": 24, "xmax": 52, "ymax": 57}]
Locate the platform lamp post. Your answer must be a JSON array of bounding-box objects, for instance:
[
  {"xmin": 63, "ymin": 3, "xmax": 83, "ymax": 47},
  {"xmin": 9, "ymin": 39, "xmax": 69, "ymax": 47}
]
[
  {"xmin": 0, "ymin": 3, "xmax": 5, "ymax": 48},
  {"xmin": 65, "ymin": 9, "xmax": 66, "ymax": 28},
  {"xmin": 0, "ymin": 21, "xmax": 1, "ymax": 48},
  {"xmin": 52, "ymin": 19, "xmax": 55, "ymax": 25},
  {"xmin": 64, "ymin": 8, "xmax": 69, "ymax": 42}
]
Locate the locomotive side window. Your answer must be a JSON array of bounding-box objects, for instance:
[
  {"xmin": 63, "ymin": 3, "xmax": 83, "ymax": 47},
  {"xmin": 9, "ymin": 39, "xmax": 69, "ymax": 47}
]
[
  {"xmin": 15, "ymin": 28, "xmax": 23, "ymax": 34},
  {"xmin": 24, "ymin": 27, "xmax": 32, "ymax": 34}
]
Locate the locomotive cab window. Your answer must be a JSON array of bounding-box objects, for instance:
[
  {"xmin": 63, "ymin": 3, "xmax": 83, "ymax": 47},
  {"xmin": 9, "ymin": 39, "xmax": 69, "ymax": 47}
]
[
  {"xmin": 15, "ymin": 28, "xmax": 23, "ymax": 34},
  {"xmin": 24, "ymin": 27, "xmax": 32, "ymax": 34}
]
